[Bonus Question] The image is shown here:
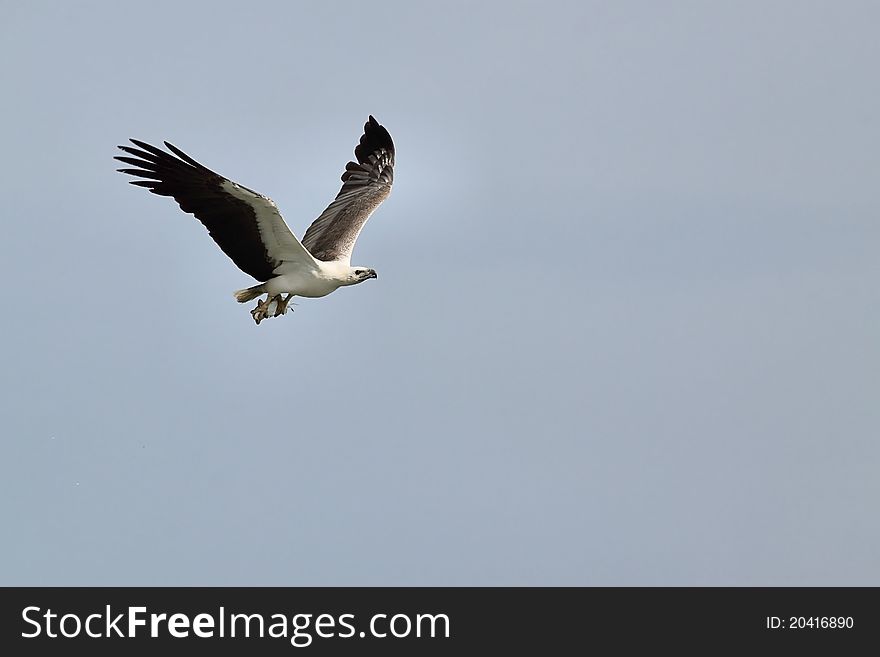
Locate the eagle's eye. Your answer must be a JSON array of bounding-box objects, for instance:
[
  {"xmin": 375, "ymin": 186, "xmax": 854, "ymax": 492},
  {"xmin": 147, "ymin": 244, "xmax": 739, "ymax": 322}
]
[{"xmin": 355, "ymin": 270, "xmax": 364, "ymax": 275}]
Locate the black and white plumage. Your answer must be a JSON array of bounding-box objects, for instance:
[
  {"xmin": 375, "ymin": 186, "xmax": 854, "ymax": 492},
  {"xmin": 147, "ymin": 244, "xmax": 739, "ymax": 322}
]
[{"xmin": 115, "ymin": 116, "xmax": 394, "ymax": 324}]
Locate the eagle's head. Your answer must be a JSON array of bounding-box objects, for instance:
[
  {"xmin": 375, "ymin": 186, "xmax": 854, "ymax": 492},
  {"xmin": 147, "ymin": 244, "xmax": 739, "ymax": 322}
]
[{"xmin": 349, "ymin": 267, "xmax": 378, "ymax": 285}]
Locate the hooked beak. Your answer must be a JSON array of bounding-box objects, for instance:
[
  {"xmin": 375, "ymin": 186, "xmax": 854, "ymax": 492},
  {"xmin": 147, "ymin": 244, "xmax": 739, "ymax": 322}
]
[{"xmin": 369, "ymin": 270, "xmax": 378, "ymax": 279}]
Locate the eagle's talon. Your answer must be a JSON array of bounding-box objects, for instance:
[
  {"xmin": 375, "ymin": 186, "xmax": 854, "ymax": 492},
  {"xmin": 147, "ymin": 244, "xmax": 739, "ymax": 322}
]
[
  {"xmin": 251, "ymin": 297, "xmax": 273, "ymax": 324},
  {"xmin": 274, "ymin": 294, "xmax": 293, "ymax": 317}
]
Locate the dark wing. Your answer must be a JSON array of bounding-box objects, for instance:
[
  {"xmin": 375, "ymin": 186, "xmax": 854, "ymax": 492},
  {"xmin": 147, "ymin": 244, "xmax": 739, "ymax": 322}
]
[
  {"xmin": 301, "ymin": 116, "xmax": 395, "ymax": 263},
  {"xmin": 115, "ymin": 140, "xmax": 316, "ymax": 281}
]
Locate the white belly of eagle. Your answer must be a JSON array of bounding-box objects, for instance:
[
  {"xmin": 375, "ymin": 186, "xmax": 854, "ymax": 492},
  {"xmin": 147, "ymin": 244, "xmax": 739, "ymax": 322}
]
[{"xmin": 264, "ymin": 260, "xmax": 352, "ymax": 298}]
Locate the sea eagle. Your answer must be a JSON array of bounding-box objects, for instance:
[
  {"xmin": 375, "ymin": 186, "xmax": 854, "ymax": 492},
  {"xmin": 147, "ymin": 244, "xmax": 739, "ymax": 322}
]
[{"xmin": 115, "ymin": 116, "xmax": 394, "ymax": 324}]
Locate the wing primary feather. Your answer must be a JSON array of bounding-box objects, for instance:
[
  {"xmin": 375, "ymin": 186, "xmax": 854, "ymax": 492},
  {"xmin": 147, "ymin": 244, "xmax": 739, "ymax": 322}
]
[
  {"xmin": 162, "ymin": 141, "xmax": 212, "ymax": 170},
  {"xmin": 114, "ymin": 156, "xmax": 155, "ymax": 168},
  {"xmin": 128, "ymin": 138, "xmax": 177, "ymax": 160},
  {"xmin": 116, "ymin": 167, "xmax": 162, "ymax": 179}
]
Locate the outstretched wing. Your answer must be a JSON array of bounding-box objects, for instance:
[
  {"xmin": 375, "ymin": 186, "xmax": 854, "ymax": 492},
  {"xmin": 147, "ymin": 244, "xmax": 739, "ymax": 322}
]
[
  {"xmin": 115, "ymin": 140, "xmax": 317, "ymax": 281},
  {"xmin": 301, "ymin": 116, "xmax": 395, "ymax": 263}
]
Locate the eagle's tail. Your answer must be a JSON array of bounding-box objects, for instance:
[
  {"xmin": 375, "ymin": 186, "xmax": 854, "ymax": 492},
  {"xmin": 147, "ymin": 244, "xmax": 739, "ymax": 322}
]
[{"xmin": 233, "ymin": 284, "xmax": 265, "ymax": 303}]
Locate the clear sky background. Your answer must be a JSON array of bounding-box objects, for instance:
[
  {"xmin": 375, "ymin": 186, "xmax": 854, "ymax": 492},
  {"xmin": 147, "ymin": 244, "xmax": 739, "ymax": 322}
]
[{"xmin": 1, "ymin": 1, "xmax": 877, "ymax": 585}]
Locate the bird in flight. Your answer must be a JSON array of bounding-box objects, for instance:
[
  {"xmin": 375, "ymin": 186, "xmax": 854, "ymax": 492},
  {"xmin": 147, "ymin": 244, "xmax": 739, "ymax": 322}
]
[{"xmin": 115, "ymin": 116, "xmax": 394, "ymax": 324}]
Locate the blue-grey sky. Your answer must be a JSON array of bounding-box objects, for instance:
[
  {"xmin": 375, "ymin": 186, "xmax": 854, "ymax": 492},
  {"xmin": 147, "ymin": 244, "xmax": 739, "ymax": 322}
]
[{"xmin": 1, "ymin": 1, "xmax": 877, "ymax": 585}]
